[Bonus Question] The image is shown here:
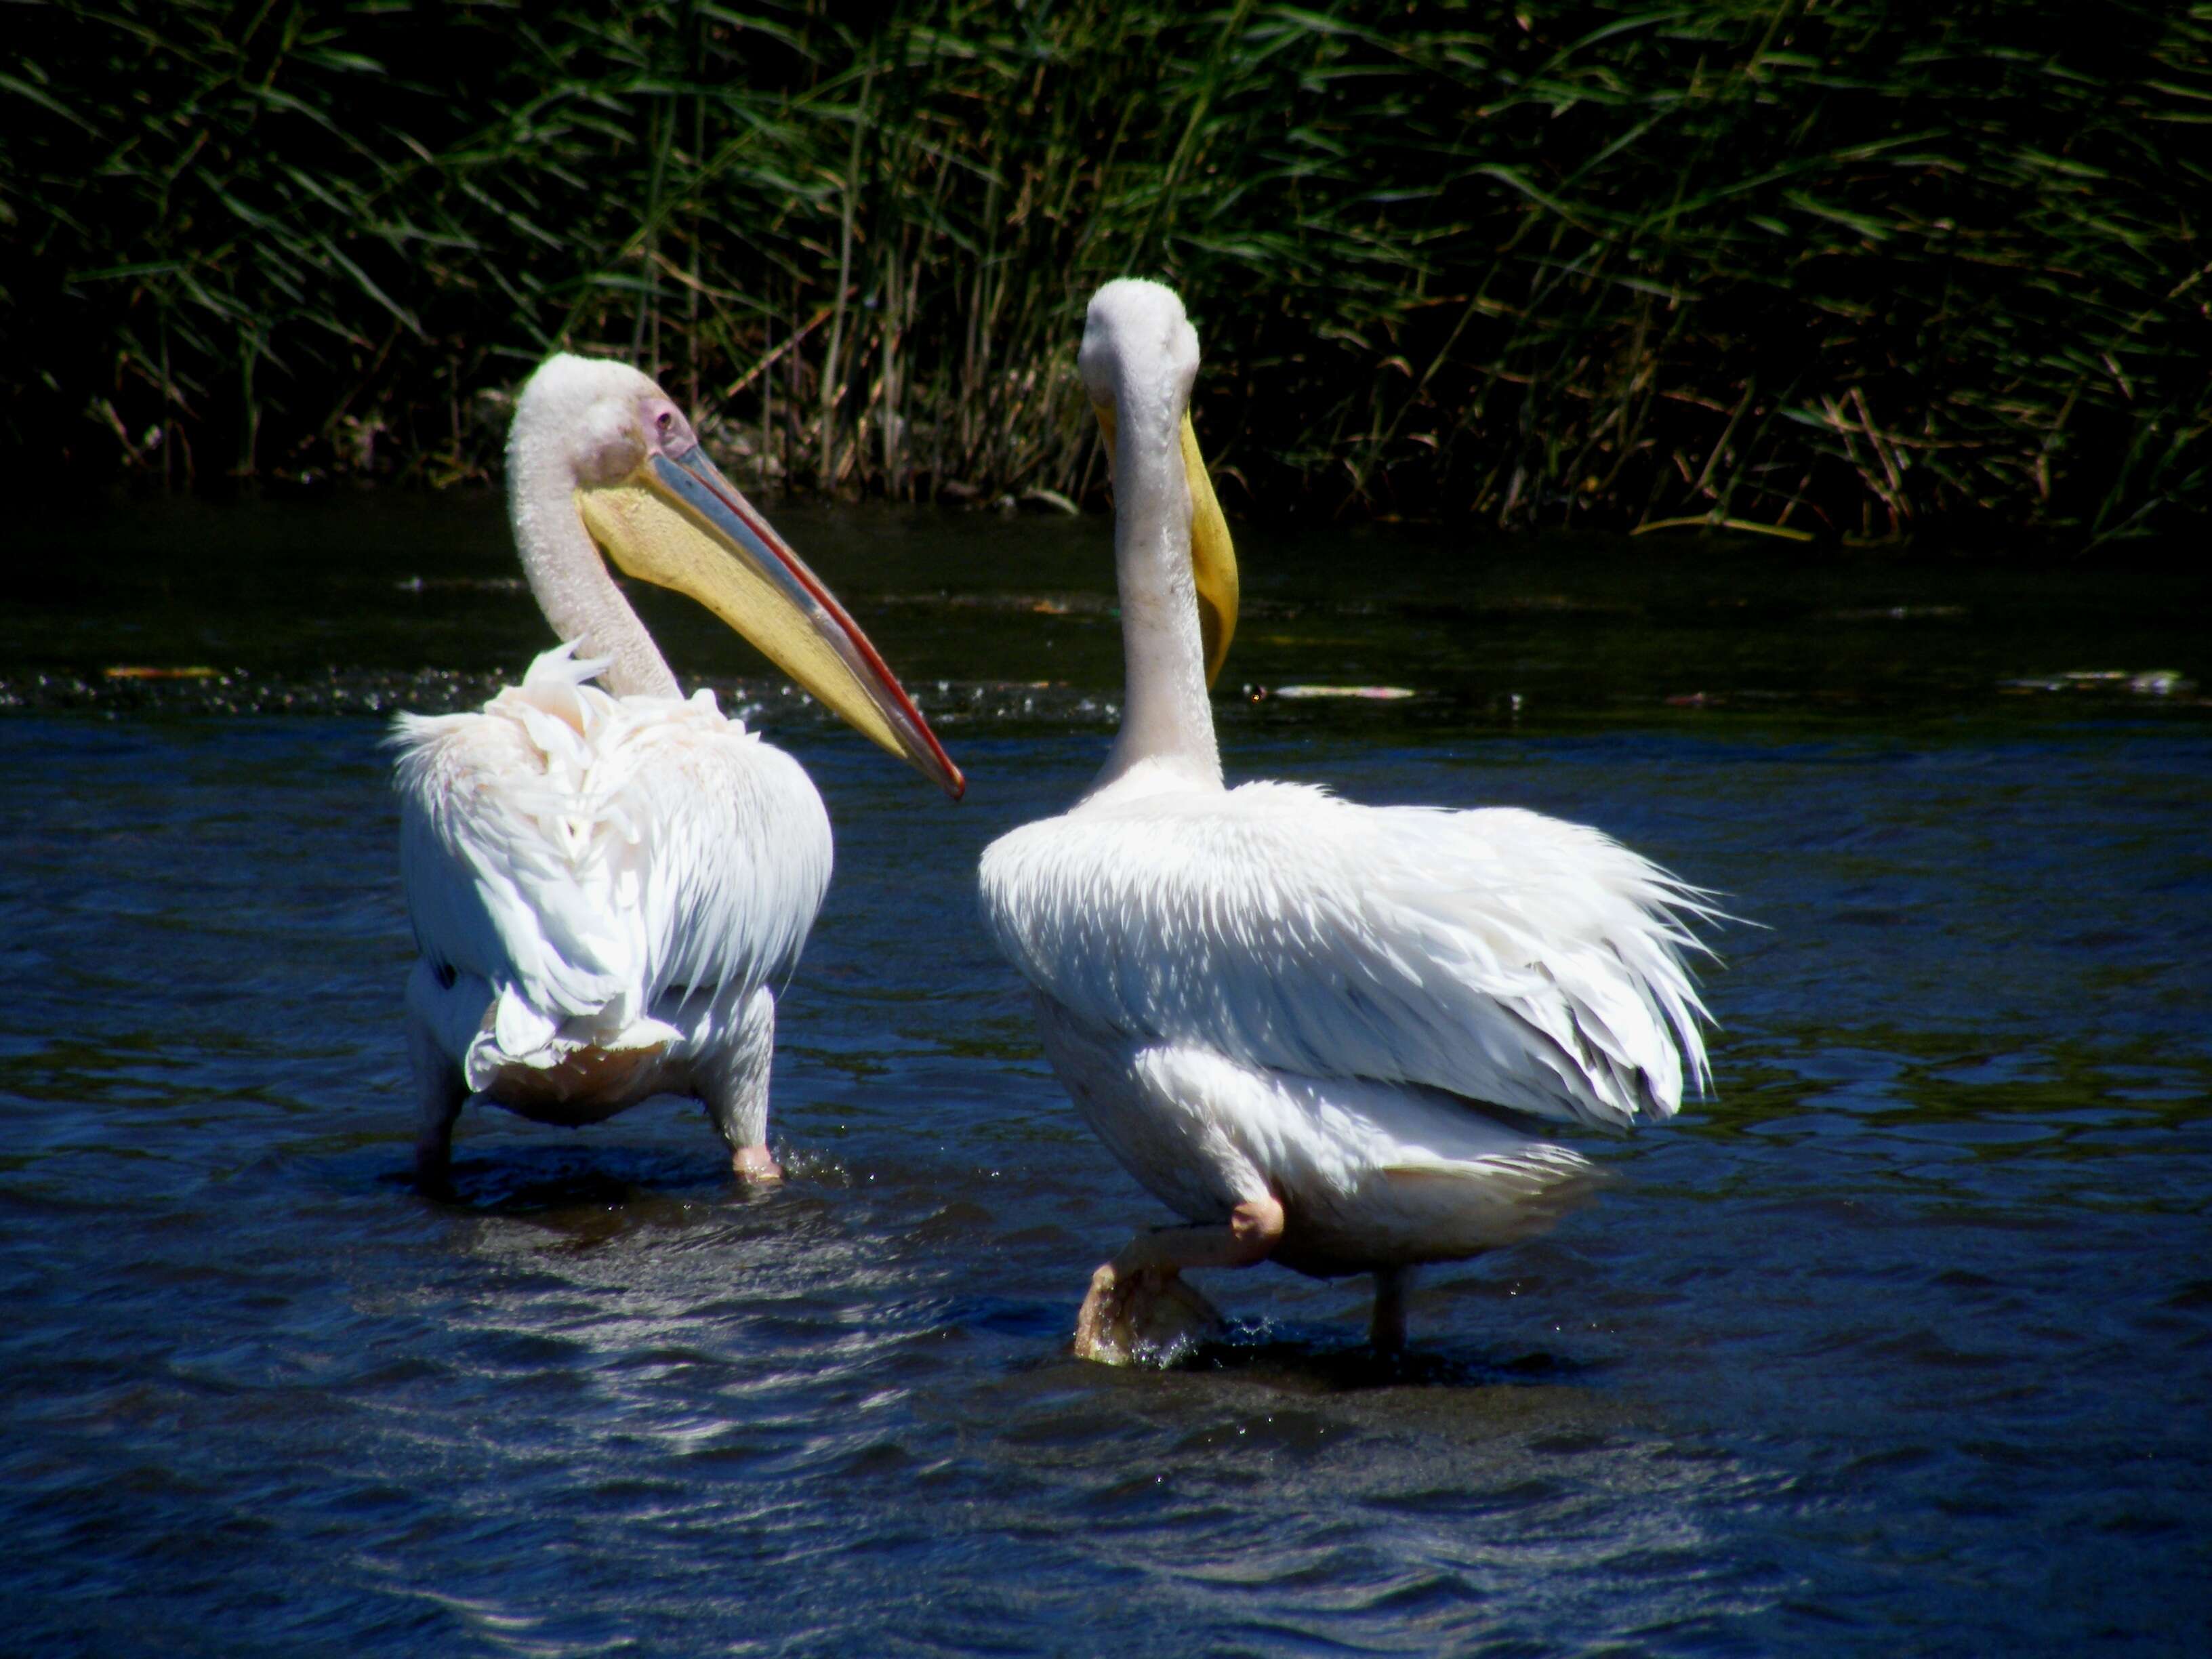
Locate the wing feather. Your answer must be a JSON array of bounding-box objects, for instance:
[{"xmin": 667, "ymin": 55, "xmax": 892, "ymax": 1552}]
[
  {"xmin": 393, "ymin": 647, "xmax": 830, "ymax": 1066},
  {"xmin": 979, "ymin": 781, "xmax": 1715, "ymax": 1130}
]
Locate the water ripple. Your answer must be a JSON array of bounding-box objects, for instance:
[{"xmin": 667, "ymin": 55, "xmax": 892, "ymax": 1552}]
[{"xmin": 2, "ymin": 682, "xmax": 2209, "ymax": 1652}]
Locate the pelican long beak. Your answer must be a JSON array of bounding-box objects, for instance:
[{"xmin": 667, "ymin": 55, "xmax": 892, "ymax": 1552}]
[
  {"xmin": 1095, "ymin": 405, "xmax": 1239, "ymax": 687},
  {"xmin": 1179, "ymin": 414, "xmax": 1238, "ymax": 687},
  {"xmin": 575, "ymin": 445, "xmax": 964, "ymax": 798}
]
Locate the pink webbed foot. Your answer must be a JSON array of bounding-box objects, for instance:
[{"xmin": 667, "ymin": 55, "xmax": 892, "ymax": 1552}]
[
  {"xmin": 732, "ymin": 1144, "xmax": 783, "ymax": 1183},
  {"xmin": 1070, "ymin": 1193, "xmax": 1286, "ymax": 1366}
]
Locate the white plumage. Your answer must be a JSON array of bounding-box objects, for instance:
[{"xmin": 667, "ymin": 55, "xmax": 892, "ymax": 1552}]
[
  {"xmin": 396, "ymin": 644, "xmax": 826, "ymax": 1119},
  {"xmin": 986, "ymin": 783, "xmax": 1710, "ymax": 1135},
  {"xmin": 396, "ymin": 354, "xmax": 956, "ymax": 1187},
  {"xmin": 978, "ymin": 281, "xmax": 1716, "ymax": 1358}
]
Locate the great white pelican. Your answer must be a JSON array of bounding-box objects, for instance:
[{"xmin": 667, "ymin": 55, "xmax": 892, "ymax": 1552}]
[
  {"xmin": 394, "ymin": 354, "xmax": 962, "ymax": 1191},
  {"xmin": 979, "ymin": 281, "xmax": 1717, "ymax": 1362}
]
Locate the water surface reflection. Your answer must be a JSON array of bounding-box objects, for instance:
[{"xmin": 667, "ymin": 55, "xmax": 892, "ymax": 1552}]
[{"xmin": 2, "ymin": 503, "xmax": 2207, "ymax": 1654}]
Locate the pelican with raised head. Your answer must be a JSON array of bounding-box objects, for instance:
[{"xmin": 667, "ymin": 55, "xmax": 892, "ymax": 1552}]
[
  {"xmin": 395, "ymin": 353, "xmax": 962, "ymax": 1191},
  {"xmin": 979, "ymin": 281, "xmax": 1717, "ymax": 1362}
]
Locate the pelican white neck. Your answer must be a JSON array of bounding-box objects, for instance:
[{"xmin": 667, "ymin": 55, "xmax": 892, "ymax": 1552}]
[
  {"xmin": 508, "ymin": 354, "xmax": 683, "ymax": 700},
  {"xmin": 1081, "ymin": 280, "xmax": 1223, "ymax": 797}
]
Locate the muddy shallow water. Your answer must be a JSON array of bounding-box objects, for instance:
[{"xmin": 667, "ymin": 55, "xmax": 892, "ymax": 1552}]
[{"xmin": 3, "ymin": 499, "xmax": 2207, "ymax": 1654}]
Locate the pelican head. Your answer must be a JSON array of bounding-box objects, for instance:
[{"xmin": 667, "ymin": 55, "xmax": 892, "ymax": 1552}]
[
  {"xmin": 1079, "ymin": 278, "xmax": 1201, "ymax": 419},
  {"xmin": 509, "ymin": 353, "xmax": 963, "ymax": 798},
  {"xmin": 1079, "ymin": 281, "xmax": 1239, "ymax": 687}
]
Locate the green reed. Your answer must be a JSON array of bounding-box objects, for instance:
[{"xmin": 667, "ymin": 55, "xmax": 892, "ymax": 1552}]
[{"xmin": 5, "ymin": 0, "xmax": 2207, "ymax": 539}]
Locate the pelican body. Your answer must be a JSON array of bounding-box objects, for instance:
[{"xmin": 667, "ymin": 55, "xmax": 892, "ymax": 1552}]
[
  {"xmin": 396, "ymin": 354, "xmax": 961, "ymax": 1190},
  {"xmin": 978, "ymin": 282, "xmax": 1715, "ymax": 1361}
]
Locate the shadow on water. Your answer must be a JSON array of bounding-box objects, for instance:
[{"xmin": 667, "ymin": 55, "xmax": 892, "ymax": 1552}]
[
  {"xmin": 392, "ymin": 1143, "xmax": 733, "ymax": 1217},
  {"xmin": 379, "ymin": 1146, "xmax": 887, "ymax": 1267},
  {"xmin": 1170, "ymin": 1328, "xmax": 1610, "ymax": 1396}
]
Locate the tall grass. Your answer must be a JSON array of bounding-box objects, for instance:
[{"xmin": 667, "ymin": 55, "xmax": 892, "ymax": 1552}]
[{"xmin": 5, "ymin": 0, "xmax": 2208, "ymax": 539}]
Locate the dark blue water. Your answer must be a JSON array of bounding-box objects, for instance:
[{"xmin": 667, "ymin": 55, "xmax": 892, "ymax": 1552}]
[{"xmin": 3, "ymin": 502, "xmax": 2208, "ymax": 1654}]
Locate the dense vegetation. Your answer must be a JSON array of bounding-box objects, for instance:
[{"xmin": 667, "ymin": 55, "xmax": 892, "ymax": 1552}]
[{"xmin": 6, "ymin": 1, "xmax": 2208, "ymax": 539}]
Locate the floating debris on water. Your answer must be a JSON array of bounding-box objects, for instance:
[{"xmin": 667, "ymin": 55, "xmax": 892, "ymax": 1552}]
[
  {"xmin": 871, "ymin": 590, "xmax": 1115, "ymax": 616},
  {"xmin": 1826, "ymin": 605, "xmax": 1971, "ymax": 622},
  {"xmin": 1269, "ymin": 684, "xmax": 1418, "ymax": 701},
  {"xmin": 1999, "ymin": 669, "xmax": 2198, "ymax": 697},
  {"xmin": 394, "ymin": 575, "xmax": 529, "ymax": 594}
]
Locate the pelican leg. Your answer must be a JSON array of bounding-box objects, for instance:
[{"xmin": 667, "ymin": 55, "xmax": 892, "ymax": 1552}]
[
  {"xmin": 407, "ymin": 1008, "xmax": 466, "ymax": 1197},
  {"xmin": 698, "ymin": 987, "xmax": 781, "ymax": 1183},
  {"xmin": 1370, "ymin": 1265, "xmax": 1412, "ymax": 1353},
  {"xmin": 1074, "ymin": 1193, "xmax": 1285, "ymax": 1365}
]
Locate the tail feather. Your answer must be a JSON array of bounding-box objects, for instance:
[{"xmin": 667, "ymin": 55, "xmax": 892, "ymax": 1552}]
[{"xmin": 464, "ymin": 982, "xmax": 683, "ymax": 1093}]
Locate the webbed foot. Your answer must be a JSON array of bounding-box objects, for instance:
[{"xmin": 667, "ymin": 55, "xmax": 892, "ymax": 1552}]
[
  {"xmin": 1073, "ymin": 1263, "xmax": 1222, "ymax": 1366},
  {"xmin": 732, "ymin": 1144, "xmax": 783, "ymax": 1184}
]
